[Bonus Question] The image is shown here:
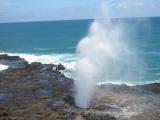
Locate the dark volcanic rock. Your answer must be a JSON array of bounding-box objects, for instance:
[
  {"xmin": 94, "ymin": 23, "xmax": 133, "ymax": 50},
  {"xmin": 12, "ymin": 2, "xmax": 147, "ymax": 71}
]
[
  {"xmin": 0, "ymin": 54, "xmax": 20, "ymax": 60},
  {"xmin": 56, "ymin": 64, "xmax": 66, "ymax": 70},
  {"xmin": 0, "ymin": 54, "xmax": 28, "ymax": 69},
  {"xmin": 135, "ymin": 83, "xmax": 160, "ymax": 93},
  {"xmin": 0, "ymin": 55, "xmax": 75, "ymax": 120},
  {"xmin": 0, "ymin": 105, "xmax": 10, "ymax": 120},
  {"xmin": 82, "ymin": 112, "xmax": 116, "ymax": 120},
  {"xmin": 0, "ymin": 54, "xmax": 160, "ymax": 120}
]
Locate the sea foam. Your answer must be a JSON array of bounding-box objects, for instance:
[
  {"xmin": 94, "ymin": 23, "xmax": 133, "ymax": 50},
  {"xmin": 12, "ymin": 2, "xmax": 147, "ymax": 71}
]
[{"xmin": 0, "ymin": 52, "xmax": 76, "ymax": 77}]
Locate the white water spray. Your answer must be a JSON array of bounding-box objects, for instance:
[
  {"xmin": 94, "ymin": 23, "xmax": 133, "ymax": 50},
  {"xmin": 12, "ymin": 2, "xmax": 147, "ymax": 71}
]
[{"xmin": 75, "ymin": 5, "xmax": 143, "ymax": 108}]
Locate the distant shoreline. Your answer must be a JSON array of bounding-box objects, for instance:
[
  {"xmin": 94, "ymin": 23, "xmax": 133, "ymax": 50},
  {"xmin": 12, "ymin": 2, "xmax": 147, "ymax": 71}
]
[{"xmin": 0, "ymin": 53, "xmax": 160, "ymax": 86}]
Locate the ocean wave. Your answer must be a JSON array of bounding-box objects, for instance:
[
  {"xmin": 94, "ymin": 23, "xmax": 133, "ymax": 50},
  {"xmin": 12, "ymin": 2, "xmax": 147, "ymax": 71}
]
[
  {"xmin": 0, "ymin": 52, "xmax": 160, "ymax": 85},
  {"xmin": 0, "ymin": 52, "xmax": 77, "ymax": 76},
  {"xmin": 98, "ymin": 81, "xmax": 135, "ymax": 86},
  {"xmin": 0, "ymin": 52, "xmax": 75, "ymax": 62},
  {"xmin": 98, "ymin": 79, "xmax": 160, "ymax": 86},
  {"xmin": 153, "ymin": 73, "xmax": 160, "ymax": 76},
  {"xmin": 33, "ymin": 48, "xmax": 50, "ymax": 51}
]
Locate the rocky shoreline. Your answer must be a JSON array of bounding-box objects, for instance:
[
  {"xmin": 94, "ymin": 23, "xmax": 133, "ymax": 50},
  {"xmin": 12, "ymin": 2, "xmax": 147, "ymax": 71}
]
[{"xmin": 0, "ymin": 54, "xmax": 160, "ymax": 120}]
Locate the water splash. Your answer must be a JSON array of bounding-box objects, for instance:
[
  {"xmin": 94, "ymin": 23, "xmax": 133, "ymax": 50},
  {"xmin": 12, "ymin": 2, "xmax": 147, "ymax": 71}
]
[{"xmin": 75, "ymin": 4, "xmax": 144, "ymax": 108}]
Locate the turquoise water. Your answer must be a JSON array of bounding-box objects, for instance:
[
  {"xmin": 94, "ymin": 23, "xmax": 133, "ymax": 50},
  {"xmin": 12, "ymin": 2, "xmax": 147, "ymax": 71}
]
[
  {"xmin": 0, "ymin": 17, "xmax": 160, "ymax": 85},
  {"xmin": 0, "ymin": 20, "xmax": 90, "ymax": 54}
]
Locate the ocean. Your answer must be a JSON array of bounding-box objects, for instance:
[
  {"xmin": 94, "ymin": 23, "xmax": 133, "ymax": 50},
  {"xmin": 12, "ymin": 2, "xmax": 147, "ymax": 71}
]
[{"xmin": 0, "ymin": 17, "xmax": 160, "ymax": 85}]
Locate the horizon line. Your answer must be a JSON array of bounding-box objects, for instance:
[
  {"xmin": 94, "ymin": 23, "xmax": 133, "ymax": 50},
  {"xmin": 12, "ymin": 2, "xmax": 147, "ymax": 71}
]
[{"xmin": 0, "ymin": 16, "xmax": 160, "ymax": 24}]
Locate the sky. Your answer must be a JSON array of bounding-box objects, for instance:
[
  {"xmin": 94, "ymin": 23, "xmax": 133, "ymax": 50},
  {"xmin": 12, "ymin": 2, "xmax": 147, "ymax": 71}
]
[{"xmin": 0, "ymin": 0, "xmax": 160, "ymax": 23}]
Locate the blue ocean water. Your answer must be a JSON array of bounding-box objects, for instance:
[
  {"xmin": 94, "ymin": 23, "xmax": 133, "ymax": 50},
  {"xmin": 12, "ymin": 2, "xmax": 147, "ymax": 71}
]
[{"xmin": 0, "ymin": 17, "xmax": 160, "ymax": 85}]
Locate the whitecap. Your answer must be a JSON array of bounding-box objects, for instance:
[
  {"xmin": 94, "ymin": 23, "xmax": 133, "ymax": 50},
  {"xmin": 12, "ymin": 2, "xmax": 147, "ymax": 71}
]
[{"xmin": 0, "ymin": 52, "xmax": 77, "ymax": 77}]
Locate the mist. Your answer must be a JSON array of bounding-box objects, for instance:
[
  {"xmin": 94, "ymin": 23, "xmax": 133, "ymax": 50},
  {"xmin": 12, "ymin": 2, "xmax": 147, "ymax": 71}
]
[{"xmin": 74, "ymin": 4, "xmax": 145, "ymax": 108}]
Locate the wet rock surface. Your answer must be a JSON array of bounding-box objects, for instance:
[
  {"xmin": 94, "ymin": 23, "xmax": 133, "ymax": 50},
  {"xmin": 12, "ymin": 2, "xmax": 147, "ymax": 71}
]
[
  {"xmin": 0, "ymin": 54, "xmax": 160, "ymax": 120},
  {"xmin": 0, "ymin": 54, "xmax": 28, "ymax": 69},
  {"xmin": 56, "ymin": 64, "xmax": 66, "ymax": 71}
]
